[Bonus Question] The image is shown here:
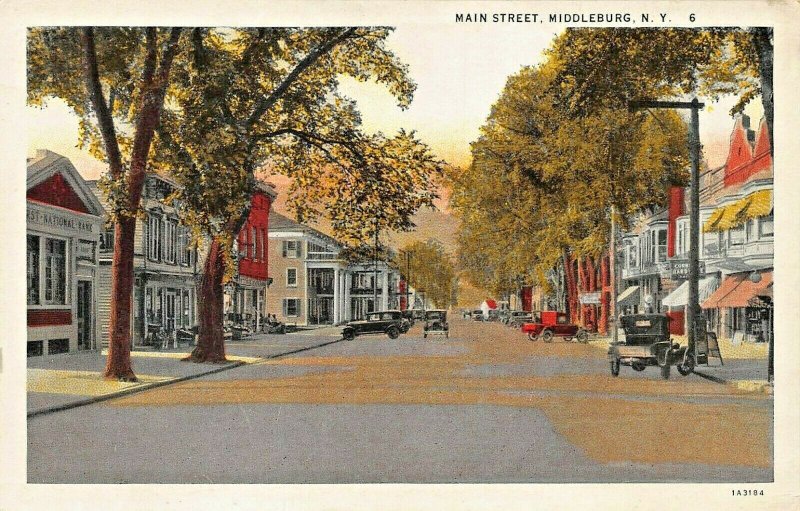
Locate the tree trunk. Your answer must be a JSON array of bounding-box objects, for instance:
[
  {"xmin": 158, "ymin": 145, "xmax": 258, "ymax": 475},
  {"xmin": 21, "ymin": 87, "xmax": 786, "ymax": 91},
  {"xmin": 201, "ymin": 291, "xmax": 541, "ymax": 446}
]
[
  {"xmin": 185, "ymin": 237, "xmax": 228, "ymax": 363},
  {"xmin": 599, "ymin": 254, "xmax": 610, "ymax": 335},
  {"xmin": 103, "ymin": 215, "xmax": 137, "ymax": 381}
]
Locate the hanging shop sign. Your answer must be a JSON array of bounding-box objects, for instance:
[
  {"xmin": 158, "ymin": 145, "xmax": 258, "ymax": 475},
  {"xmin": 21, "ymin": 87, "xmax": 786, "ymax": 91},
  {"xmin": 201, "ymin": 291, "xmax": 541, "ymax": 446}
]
[{"xmin": 579, "ymin": 292, "xmax": 601, "ymax": 305}]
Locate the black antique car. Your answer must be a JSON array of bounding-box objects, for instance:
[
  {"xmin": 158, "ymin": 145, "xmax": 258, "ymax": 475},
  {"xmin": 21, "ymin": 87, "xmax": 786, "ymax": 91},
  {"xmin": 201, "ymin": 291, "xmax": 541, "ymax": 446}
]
[
  {"xmin": 342, "ymin": 310, "xmax": 404, "ymax": 341},
  {"xmin": 423, "ymin": 309, "xmax": 449, "ymax": 338},
  {"xmin": 400, "ymin": 309, "xmax": 415, "ymax": 330},
  {"xmin": 608, "ymin": 314, "xmax": 694, "ymax": 380}
]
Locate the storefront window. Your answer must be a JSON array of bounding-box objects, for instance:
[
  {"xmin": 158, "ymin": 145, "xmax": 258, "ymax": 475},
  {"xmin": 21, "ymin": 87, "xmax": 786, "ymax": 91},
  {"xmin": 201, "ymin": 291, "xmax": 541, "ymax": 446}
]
[
  {"xmin": 44, "ymin": 238, "xmax": 66, "ymax": 304},
  {"xmin": 657, "ymin": 229, "xmax": 667, "ymax": 262},
  {"xmin": 745, "ymin": 219, "xmax": 756, "ymax": 242},
  {"xmin": 183, "ymin": 289, "xmax": 191, "ymax": 327},
  {"xmin": 27, "ymin": 235, "xmax": 40, "ymax": 305}
]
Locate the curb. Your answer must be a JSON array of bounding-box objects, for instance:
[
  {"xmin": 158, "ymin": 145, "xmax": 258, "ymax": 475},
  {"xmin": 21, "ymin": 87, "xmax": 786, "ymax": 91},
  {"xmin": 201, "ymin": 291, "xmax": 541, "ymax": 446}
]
[
  {"xmin": 693, "ymin": 370, "xmax": 773, "ymax": 394},
  {"xmin": 27, "ymin": 337, "xmax": 345, "ymax": 419}
]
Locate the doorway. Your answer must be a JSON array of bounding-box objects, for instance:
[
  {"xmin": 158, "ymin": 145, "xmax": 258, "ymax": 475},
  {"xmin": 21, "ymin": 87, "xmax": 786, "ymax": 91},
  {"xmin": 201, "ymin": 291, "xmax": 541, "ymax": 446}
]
[{"xmin": 76, "ymin": 280, "xmax": 92, "ymax": 350}]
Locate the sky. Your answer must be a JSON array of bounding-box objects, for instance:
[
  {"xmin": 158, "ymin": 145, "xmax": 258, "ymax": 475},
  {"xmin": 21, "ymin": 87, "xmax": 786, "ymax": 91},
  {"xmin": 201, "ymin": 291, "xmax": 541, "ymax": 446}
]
[{"xmin": 27, "ymin": 25, "xmax": 764, "ymax": 181}]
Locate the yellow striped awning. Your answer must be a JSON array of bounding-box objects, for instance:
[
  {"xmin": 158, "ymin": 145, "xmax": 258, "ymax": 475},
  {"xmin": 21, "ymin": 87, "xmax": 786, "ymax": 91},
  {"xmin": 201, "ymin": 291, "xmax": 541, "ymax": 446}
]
[
  {"xmin": 741, "ymin": 189, "xmax": 772, "ymax": 220},
  {"xmin": 703, "ymin": 189, "xmax": 773, "ymax": 232}
]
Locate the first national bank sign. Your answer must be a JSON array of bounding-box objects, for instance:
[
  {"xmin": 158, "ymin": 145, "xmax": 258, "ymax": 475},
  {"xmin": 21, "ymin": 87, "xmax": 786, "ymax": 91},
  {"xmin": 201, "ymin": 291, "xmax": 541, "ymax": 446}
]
[{"xmin": 27, "ymin": 205, "xmax": 96, "ymax": 235}]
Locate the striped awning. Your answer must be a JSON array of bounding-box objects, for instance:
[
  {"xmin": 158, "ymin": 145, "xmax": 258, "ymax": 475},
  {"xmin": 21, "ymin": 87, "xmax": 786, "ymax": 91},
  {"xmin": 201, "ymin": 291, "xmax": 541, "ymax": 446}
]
[
  {"xmin": 617, "ymin": 285, "xmax": 640, "ymax": 306},
  {"xmin": 662, "ymin": 276, "xmax": 719, "ymax": 307},
  {"xmin": 703, "ymin": 189, "xmax": 773, "ymax": 232}
]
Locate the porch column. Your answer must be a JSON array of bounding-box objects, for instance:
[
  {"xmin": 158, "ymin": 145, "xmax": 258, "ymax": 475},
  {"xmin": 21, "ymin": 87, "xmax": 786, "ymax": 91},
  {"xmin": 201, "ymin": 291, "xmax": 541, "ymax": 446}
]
[
  {"xmin": 343, "ymin": 272, "xmax": 351, "ymax": 321},
  {"xmin": 381, "ymin": 269, "xmax": 389, "ymax": 310},
  {"xmin": 333, "ymin": 268, "xmax": 340, "ymax": 324}
]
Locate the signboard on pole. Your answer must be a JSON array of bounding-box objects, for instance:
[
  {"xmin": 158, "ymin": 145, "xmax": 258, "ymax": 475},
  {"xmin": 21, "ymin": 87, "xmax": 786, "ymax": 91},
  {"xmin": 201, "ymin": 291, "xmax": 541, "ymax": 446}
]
[
  {"xmin": 670, "ymin": 259, "xmax": 705, "ymax": 280},
  {"xmin": 579, "ymin": 292, "xmax": 601, "ymax": 305}
]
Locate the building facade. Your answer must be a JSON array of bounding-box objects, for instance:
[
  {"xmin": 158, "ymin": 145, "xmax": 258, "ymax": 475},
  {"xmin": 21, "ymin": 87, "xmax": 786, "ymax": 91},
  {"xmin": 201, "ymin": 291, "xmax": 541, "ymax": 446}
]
[
  {"xmin": 618, "ymin": 114, "xmax": 773, "ymax": 342},
  {"xmin": 225, "ymin": 183, "xmax": 277, "ymax": 332},
  {"xmin": 27, "ymin": 150, "xmax": 104, "ymax": 356},
  {"xmin": 91, "ymin": 173, "xmax": 200, "ymax": 348},
  {"xmin": 267, "ymin": 212, "xmax": 398, "ymax": 326}
]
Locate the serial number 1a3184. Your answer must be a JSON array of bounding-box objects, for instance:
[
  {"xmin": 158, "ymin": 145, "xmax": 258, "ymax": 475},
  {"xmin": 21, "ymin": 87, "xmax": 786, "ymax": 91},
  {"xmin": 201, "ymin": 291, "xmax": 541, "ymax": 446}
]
[{"xmin": 732, "ymin": 490, "xmax": 764, "ymax": 496}]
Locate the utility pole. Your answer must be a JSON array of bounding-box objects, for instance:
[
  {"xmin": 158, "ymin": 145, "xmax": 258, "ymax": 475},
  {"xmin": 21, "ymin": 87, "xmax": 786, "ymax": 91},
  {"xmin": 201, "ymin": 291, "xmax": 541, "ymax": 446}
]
[
  {"xmin": 373, "ymin": 220, "xmax": 379, "ymax": 312},
  {"xmin": 629, "ymin": 98, "xmax": 704, "ymax": 354},
  {"xmin": 405, "ymin": 250, "xmax": 412, "ymax": 311},
  {"xmin": 610, "ymin": 204, "xmax": 618, "ymax": 343}
]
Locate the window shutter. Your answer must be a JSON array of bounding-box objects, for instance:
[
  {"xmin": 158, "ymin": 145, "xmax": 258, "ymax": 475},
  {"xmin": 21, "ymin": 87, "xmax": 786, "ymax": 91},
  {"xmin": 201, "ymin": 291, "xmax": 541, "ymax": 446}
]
[
  {"xmin": 282, "ymin": 299, "xmax": 287, "ymax": 317},
  {"xmin": 282, "ymin": 240, "xmax": 287, "ymax": 257}
]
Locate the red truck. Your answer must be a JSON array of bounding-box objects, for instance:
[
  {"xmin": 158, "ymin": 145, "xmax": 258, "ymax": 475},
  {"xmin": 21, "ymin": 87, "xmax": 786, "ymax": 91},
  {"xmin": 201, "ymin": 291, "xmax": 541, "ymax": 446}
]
[{"xmin": 521, "ymin": 311, "xmax": 589, "ymax": 343}]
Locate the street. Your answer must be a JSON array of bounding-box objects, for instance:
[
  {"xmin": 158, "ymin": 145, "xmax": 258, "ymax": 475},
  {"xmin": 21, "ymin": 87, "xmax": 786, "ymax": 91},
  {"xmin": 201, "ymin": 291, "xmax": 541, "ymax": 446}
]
[{"xmin": 27, "ymin": 317, "xmax": 772, "ymax": 483}]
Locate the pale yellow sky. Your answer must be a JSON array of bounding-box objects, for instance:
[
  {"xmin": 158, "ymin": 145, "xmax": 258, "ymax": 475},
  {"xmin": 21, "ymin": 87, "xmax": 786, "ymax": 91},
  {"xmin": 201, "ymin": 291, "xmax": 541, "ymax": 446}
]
[{"xmin": 27, "ymin": 25, "xmax": 764, "ymax": 180}]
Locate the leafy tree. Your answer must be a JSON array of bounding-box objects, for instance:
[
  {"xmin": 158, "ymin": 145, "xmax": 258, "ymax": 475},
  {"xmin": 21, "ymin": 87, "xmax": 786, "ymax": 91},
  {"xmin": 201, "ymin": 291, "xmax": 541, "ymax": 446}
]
[
  {"xmin": 28, "ymin": 27, "xmax": 183, "ymax": 380},
  {"xmin": 395, "ymin": 240, "xmax": 457, "ymax": 309},
  {"xmin": 152, "ymin": 28, "xmax": 441, "ymax": 362}
]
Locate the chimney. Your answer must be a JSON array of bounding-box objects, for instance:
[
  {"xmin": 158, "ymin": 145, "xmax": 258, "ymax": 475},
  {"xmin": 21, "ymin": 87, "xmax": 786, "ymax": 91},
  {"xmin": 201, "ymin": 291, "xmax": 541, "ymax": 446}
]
[{"xmin": 740, "ymin": 114, "xmax": 750, "ymax": 129}]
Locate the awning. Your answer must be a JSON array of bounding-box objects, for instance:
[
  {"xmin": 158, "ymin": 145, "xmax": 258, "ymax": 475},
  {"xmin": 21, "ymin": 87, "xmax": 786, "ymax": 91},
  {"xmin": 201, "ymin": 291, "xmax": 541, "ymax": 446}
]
[
  {"xmin": 702, "ymin": 271, "xmax": 772, "ymax": 309},
  {"xmin": 617, "ymin": 285, "xmax": 640, "ymax": 306},
  {"xmin": 703, "ymin": 190, "xmax": 773, "ymax": 232},
  {"xmin": 662, "ymin": 276, "xmax": 720, "ymax": 308}
]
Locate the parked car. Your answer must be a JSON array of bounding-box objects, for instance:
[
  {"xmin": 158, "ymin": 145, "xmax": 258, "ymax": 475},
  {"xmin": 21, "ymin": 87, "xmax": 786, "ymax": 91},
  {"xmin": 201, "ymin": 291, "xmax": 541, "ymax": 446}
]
[
  {"xmin": 471, "ymin": 309, "xmax": 485, "ymax": 321},
  {"xmin": 342, "ymin": 310, "xmax": 405, "ymax": 341},
  {"xmin": 487, "ymin": 309, "xmax": 501, "ymax": 322},
  {"xmin": 423, "ymin": 309, "xmax": 449, "ymax": 338},
  {"xmin": 507, "ymin": 311, "xmax": 533, "ymax": 328},
  {"xmin": 400, "ymin": 309, "xmax": 415, "ymax": 333},
  {"xmin": 409, "ymin": 309, "xmax": 425, "ymax": 321},
  {"xmin": 608, "ymin": 314, "xmax": 694, "ymax": 380},
  {"xmin": 521, "ymin": 311, "xmax": 588, "ymax": 343}
]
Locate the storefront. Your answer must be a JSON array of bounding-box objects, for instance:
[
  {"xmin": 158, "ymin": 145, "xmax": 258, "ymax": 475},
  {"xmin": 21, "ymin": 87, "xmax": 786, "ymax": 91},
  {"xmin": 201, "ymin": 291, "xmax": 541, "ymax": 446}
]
[
  {"xmin": 702, "ymin": 270, "xmax": 772, "ymax": 341},
  {"xmin": 27, "ymin": 151, "xmax": 104, "ymax": 356}
]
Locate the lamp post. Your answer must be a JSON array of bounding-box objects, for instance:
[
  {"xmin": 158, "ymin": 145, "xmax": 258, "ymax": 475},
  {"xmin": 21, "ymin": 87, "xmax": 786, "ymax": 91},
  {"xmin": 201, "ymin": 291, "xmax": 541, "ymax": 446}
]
[
  {"xmin": 629, "ymin": 98, "xmax": 704, "ymax": 355},
  {"xmin": 748, "ymin": 270, "xmax": 773, "ymax": 383}
]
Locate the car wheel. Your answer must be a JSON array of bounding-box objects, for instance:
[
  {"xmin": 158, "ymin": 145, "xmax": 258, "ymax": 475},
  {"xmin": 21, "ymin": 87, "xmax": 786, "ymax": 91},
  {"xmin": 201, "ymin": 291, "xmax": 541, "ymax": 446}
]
[
  {"xmin": 542, "ymin": 330, "xmax": 554, "ymax": 343},
  {"xmin": 677, "ymin": 354, "xmax": 695, "ymax": 376},
  {"xmin": 387, "ymin": 327, "xmax": 400, "ymax": 339},
  {"xmin": 445, "ymin": 331, "xmax": 449, "ymax": 339},
  {"xmin": 527, "ymin": 333, "xmax": 537, "ymax": 342},
  {"xmin": 610, "ymin": 358, "xmax": 620, "ymax": 377},
  {"xmin": 576, "ymin": 330, "xmax": 589, "ymax": 343},
  {"xmin": 343, "ymin": 330, "xmax": 355, "ymax": 341},
  {"xmin": 660, "ymin": 363, "xmax": 671, "ymax": 380},
  {"xmin": 423, "ymin": 333, "xmax": 427, "ymax": 339},
  {"xmin": 631, "ymin": 362, "xmax": 646, "ymax": 372}
]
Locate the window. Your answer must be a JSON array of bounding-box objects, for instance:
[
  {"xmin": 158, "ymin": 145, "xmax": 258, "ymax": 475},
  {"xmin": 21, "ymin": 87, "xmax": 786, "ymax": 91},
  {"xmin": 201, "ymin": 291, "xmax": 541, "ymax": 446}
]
[
  {"xmin": 148, "ymin": 214, "xmax": 161, "ymax": 261},
  {"xmin": 251, "ymin": 226, "xmax": 258, "ymax": 260},
  {"xmin": 260, "ymin": 228, "xmax": 266, "ymax": 260},
  {"xmin": 729, "ymin": 224, "xmax": 745, "ymax": 246},
  {"xmin": 44, "ymin": 238, "xmax": 66, "ymax": 304},
  {"xmin": 760, "ymin": 213, "xmax": 774, "ymax": 237},
  {"xmin": 284, "ymin": 298, "xmax": 300, "ymax": 317},
  {"xmin": 287, "ymin": 268, "xmax": 298, "ymax": 287},
  {"xmin": 676, "ymin": 220, "xmax": 689, "ymax": 256},
  {"xmin": 656, "ymin": 229, "xmax": 667, "ymax": 263},
  {"xmin": 183, "ymin": 289, "xmax": 191, "ymax": 327},
  {"xmin": 27, "ymin": 235, "xmax": 40, "ymax": 305},
  {"xmin": 27, "ymin": 340, "xmax": 43, "ymax": 357},
  {"xmin": 177, "ymin": 227, "xmax": 187, "ymax": 265},
  {"xmin": 48, "ymin": 338, "xmax": 69, "ymax": 354},
  {"xmin": 164, "ymin": 219, "xmax": 177, "ymax": 264},
  {"xmin": 745, "ymin": 219, "xmax": 756, "ymax": 242},
  {"xmin": 99, "ymin": 228, "xmax": 114, "ymax": 252},
  {"xmin": 283, "ymin": 240, "xmax": 299, "ymax": 258}
]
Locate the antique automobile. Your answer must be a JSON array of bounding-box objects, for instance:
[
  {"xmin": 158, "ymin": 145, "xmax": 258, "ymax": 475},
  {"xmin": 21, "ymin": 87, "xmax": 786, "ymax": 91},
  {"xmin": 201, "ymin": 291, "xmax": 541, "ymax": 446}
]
[
  {"xmin": 400, "ymin": 309, "xmax": 415, "ymax": 330},
  {"xmin": 423, "ymin": 309, "xmax": 449, "ymax": 338},
  {"xmin": 521, "ymin": 311, "xmax": 589, "ymax": 343},
  {"xmin": 487, "ymin": 309, "xmax": 501, "ymax": 322},
  {"xmin": 506, "ymin": 311, "xmax": 533, "ymax": 328},
  {"xmin": 608, "ymin": 314, "xmax": 694, "ymax": 380},
  {"xmin": 342, "ymin": 310, "xmax": 404, "ymax": 341},
  {"xmin": 471, "ymin": 309, "xmax": 485, "ymax": 321}
]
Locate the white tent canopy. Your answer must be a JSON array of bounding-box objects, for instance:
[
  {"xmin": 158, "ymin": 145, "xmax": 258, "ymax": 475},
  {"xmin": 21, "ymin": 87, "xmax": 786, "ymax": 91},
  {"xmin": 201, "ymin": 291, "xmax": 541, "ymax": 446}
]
[{"xmin": 662, "ymin": 276, "xmax": 720, "ymax": 308}]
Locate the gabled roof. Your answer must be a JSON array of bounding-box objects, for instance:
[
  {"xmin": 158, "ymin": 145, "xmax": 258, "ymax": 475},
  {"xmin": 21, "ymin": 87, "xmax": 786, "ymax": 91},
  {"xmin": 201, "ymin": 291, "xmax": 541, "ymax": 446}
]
[
  {"xmin": 27, "ymin": 150, "xmax": 104, "ymax": 217},
  {"xmin": 269, "ymin": 211, "xmax": 341, "ymax": 247}
]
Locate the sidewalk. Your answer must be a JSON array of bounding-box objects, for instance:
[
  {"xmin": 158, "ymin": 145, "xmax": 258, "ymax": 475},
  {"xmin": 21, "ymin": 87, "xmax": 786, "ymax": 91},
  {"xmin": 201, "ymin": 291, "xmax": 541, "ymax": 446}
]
[{"xmin": 27, "ymin": 332, "xmax": 343, "ymax": 417}]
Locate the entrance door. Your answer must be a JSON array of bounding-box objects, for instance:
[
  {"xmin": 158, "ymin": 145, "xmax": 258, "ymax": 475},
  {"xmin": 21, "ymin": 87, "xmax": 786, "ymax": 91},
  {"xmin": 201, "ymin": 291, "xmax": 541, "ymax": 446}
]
[
  {"xmin": 76, "ymin": 281, "xmax": 92, "ymax": 350},
  {"xmin": 165, "ymin": 290, "xmax": 177, "ymax": 334}
]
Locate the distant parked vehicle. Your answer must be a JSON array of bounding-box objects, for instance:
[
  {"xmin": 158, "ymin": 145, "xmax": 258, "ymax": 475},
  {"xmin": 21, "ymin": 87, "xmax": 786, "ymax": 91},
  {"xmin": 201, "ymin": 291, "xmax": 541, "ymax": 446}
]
[
  {"xmin": 423, "ymin": 309, "xmax": 449, "ymax": 339},
  {"xmin": 471, "ymin": 309, "xmax": 485, "ymax": 321},
  {"xmin": 521, "ymin": 311, "xmax": 589, "ymax": 343},
  {"xmin": 401, "ymin": 309, "xmax": 416, "ymax": 328},
  {"xmin": 487, "ymin": 310, "xmax": 501, "ymax": 322},
  {"xmin": 506, "ymin": 311, "xmax": 533, "ymax": 328},
  {"xmin": 342, "ymin": 310, "xmax": 405, "ymax": 341}
]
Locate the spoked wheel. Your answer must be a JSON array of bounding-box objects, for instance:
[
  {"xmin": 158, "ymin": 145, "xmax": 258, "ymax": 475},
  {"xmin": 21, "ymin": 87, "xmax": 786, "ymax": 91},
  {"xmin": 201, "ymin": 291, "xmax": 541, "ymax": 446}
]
[
  {"xmin": 631, "ymin": 362, "xmax": 646, "ymax": 372},
  {"xmin": 528, "ymin": 333, "xmax": 538, "ymax": 342},
  {"xmin": 610, "ymin": 358, "xmax": 620, "ymax": 377},
  {"xmin": 576, "ymin": 330, "xmax": 589, "ymax": 344},
  {"xmin": 541, "ymin": 330, "xmax": 554, "ymax": 343},
  {"xmin": 387, "ymin": 327, "xmax": 400, "ymax": 339},
  {"xmin": 677, "ymin": 354, "xmax": 695, "ymax": 376},
  {"xmin": 343, "ymin": 330, "xmax": 355, "ymax": 341}
]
